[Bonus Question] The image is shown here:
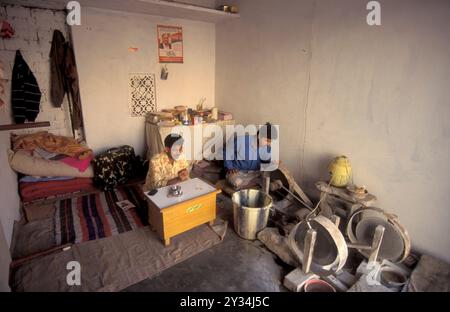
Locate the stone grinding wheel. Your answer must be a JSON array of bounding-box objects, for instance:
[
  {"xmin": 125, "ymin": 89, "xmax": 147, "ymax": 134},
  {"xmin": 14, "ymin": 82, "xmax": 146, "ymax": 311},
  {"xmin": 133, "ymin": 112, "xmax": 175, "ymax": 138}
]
[
  {"xmin": 270, "ymin": 164, "xmax": 313, "ymax": 207},
  {"xmin": 270, "ymin": 168, "xmax": 293, "ymax": 196},
  {"xmin": 288, "ymin": 216, "xmax": 348, "ymax": 276},
  {"xmin": 346, "ymin": 207, "xmax": 411, "ymax": 263},
  {"xmin": 356, "ymin": 218, "xmax": 404, "ymax": 261}
]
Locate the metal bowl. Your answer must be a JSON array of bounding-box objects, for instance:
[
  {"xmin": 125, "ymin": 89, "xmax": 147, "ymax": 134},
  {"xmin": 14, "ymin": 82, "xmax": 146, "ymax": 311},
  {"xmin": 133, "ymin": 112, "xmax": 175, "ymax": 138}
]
[{"xmin": 168, "ymin": 185, "xmax": 183, "ymax": 197}]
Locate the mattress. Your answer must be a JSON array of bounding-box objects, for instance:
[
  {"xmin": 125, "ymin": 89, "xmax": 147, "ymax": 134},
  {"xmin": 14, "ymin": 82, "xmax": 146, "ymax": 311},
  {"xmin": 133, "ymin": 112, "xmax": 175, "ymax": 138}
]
[{"xmin": 20, "ymin": 178, "xmax": 97, "ymax": 203}]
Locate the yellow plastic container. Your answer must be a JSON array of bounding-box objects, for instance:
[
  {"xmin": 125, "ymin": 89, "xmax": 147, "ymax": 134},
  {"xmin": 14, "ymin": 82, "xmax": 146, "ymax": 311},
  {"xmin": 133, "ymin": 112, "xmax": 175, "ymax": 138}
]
[{"xmin": 329, "ymin": 156, "xmax": 352, "ymax": 187}]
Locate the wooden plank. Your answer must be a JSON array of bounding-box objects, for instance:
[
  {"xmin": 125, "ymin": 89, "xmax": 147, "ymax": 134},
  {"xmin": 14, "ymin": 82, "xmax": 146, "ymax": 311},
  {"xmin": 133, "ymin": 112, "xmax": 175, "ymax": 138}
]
[
  {"xmin": 0, "ymin": 121, "xmax": 50, "ymax": 131},
  {"xmin": 3, "ymin": 0, "xmax": 240, "ymax": 23},
  {"xmin": 292, "ymin": 182, "xmax": 314, "ymax": 208},
  {"xmin": 316, "ymin": 181, "xmax": 377, "ymax": 206},
  {"xmin": 10, "ymin": 243, "xmax": 72, "ymax": 269},
  {"xmin": 330, "ymin": 215, "xmax": 341, "ymax": 228},
  {"xmin": 368, "ymin": 225, "xmax": 385, "ymax": 264},
  {"xmin": 302, "ymin": 229, "xmax": 317, "ymax": 274}
]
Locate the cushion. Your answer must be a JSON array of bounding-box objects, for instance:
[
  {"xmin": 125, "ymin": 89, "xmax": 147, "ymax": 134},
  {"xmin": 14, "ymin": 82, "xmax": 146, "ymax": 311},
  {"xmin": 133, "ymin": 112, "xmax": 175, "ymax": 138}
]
[
  {"xmin": 19, "ymin": 178, "xmax": 96, "ymax": 203},
  {"xmin": 8, "ymin": 149, "xmax": 94, "ymax": 178},
  {"xmin": 23, "ymin": 203, "xmax": 56, "ymax": 222}
]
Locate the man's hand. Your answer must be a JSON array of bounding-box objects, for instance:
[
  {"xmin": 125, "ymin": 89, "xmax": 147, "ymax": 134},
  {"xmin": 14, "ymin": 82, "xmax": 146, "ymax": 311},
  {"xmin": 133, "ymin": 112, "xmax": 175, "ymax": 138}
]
[
  {"xmin": 228, "ymin": 169, "xmax": 239, "ymax": 175},
  {"xmin": 178, "ymin": 169, "xmax": 189, "ymax": 181}
]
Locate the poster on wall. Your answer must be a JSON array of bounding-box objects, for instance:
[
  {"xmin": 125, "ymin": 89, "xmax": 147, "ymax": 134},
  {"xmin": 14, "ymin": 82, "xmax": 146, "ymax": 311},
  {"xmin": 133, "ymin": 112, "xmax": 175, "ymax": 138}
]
[{"xmin": 157, "ymin": 25, "xmax": 183, "ymax": 63}]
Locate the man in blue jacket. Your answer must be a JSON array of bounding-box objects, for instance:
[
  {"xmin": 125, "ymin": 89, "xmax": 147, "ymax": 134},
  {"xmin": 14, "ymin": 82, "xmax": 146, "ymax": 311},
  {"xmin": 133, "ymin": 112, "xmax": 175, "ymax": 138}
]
[{"xmin": 223, "ymin": 123, "xmax": 278, "ymax": 190}]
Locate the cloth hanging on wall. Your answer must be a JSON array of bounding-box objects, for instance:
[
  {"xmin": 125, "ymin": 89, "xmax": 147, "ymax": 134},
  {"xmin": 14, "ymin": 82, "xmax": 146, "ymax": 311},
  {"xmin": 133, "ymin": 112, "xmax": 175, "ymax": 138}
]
[
  {"xmin": 49, "ymin": 30, "xmax": 67, "ymax": 108},
  {"xmin": 11, "ymin": 50, "xmax": 41, "ymax": 123},
  {"xmin": 64, "ymin": 42, "xmax": 83, "ymax": 130},
  {"xmin": 49, "ymin": 30, "xmax": 83, "ymax": 130},
  {"xmin": 0, "ymin": 21, "xmax": 15, "ymax": 39}
]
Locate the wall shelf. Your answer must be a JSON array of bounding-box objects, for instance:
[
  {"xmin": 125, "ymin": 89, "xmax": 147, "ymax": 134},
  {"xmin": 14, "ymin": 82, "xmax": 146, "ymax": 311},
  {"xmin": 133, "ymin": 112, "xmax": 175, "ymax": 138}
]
[
  {"xmin": 107, "ymin": 0, "xmax": 242, "ymax": 23},
  {"xmin": 3, "ymin": 0, "xmax": 240, "ymax": 23},
  {"xmin": 0, "ymin": 122, "xmax": 50, "ymax": 131}
]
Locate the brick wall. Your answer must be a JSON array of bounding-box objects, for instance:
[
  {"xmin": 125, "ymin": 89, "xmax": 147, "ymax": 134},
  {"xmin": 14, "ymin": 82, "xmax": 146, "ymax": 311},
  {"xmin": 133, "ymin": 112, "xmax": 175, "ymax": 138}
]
[
  {"xmin": 0, "ymin": 4, "xmax": 77, "ymax": 248},
  {"xmin": 0, "ymin": 4, "xmax": 73, "ymax": 136}
]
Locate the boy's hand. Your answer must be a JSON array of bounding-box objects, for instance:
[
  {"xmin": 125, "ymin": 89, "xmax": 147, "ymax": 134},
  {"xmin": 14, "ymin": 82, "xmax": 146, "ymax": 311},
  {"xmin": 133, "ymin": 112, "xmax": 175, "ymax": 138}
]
[{"xmin": 178, "ymin": 169, "xmax": 189, "ymax": 181}]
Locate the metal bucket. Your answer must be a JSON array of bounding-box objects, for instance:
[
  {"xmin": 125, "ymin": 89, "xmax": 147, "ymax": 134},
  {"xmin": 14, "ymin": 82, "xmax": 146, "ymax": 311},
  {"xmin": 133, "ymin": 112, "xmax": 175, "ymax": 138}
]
[
  {"xmin": 232, "ymin": 190, "xmax": 273, "ymax": 240},
  {"xmin": 379, "ymin": 267, "xmax": 408, "ymax": 291},
  {"xmin": 303, "ymin": 279, "xmax": 336, "ymax": 292}
]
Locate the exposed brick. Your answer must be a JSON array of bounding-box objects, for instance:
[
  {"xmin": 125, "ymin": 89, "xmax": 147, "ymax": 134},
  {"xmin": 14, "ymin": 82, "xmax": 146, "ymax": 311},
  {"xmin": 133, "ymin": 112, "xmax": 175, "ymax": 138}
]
[
  {"xmin": 3, "ymin": 37, "xmax": 30, "ymax": 52},
  {"xmin": 30, "ymin": 8, "xmax": 55, "ymax": 22},
  {"xmin": 0, "ymin": 6, "xmax": 7, "ymax": 20},
  {"xmin": 2, "ymin": 80, "xmax": 11, "ymax": 102},
  {"xmin": 36, "ymin": 28, "xmax": 53, "ymax": 43},
  {"xmin": 52, "ymin": 12, "xmax": 67, "ymax": 26},
  {"xmin": 1, "ymin": 4, "xmax": 72, "ymax": 137},
  {"xmin": 9, "ymin": 15, "xmax": 30, "ymax": 32},
  {"xmin": 32, "ymin": 60, "xmax": 47, "ymax": 75},
  {"xmin": 27, "ymin": 37, "xmax": 41, "ymax": 52},
  {"xmin": 5, "ymin": 5, "xmax": 31, "ymax": 20}
]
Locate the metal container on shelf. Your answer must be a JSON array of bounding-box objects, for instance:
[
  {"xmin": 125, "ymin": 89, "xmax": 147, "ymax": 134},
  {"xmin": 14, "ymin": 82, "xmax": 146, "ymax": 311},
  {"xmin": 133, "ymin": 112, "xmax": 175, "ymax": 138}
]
[
  {"xmin": 232, "ymin": 189, "xmax": 273, "ymax": 240},
  {"xmin": 211, "ymin": 107, "xmax": 219, "ymax": 120},
  {"xmin": 179, "ymin": 111, "xmax": 190, "ymax": 125}
]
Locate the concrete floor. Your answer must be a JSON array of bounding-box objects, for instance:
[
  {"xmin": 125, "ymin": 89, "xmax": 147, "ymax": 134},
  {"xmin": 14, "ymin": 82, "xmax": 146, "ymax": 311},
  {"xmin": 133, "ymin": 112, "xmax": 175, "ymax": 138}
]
[{"xmin": 123, "ymin": 195, "xmax": 292, "ymax": 292}]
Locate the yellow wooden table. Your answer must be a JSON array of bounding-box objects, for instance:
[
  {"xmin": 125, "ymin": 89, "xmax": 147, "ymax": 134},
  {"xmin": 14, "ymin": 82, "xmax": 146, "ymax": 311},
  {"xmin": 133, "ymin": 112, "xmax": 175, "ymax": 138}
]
[{"xmin": 145, "ymin": 178, "xmax": 221, "ymax": 246}]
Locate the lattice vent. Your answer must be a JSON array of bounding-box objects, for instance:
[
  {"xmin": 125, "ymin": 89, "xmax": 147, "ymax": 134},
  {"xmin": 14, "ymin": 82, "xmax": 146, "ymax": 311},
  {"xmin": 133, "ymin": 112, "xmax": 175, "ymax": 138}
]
[{"xmin": 129, "ymin": 73, "xmax": 157, "ymax": 117}]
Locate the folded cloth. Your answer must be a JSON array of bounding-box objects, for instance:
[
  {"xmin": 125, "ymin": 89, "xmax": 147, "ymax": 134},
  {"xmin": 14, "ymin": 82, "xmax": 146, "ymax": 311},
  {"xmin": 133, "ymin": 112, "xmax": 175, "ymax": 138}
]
[
  {"xmin": 19, "ymin": 178, "xmax": 96, "ymax": 203},
  {"xmin": 60, "ymin": 154, "xmax": 93, "ymax": 172},
  {"xmin": 20, "ymin": 176, "xmax": 75, "ymax": 183},
  {"xmin": 12, "ymin": 131, "xmax": 92, "ymax": 160},
  {"xmin": 0, "ymin": 21, "xmax": 15, "ymax": 39},
  {"xmin": 33, "ymin": 147, "xmax": 60, "ymax": 160}
]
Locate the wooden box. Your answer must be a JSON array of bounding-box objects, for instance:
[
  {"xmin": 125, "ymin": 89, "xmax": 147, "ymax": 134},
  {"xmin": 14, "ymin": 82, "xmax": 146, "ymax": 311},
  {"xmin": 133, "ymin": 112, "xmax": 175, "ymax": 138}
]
[{"xmin": 146, "ymin": 178, "xmax": 221, "ymax": 245}]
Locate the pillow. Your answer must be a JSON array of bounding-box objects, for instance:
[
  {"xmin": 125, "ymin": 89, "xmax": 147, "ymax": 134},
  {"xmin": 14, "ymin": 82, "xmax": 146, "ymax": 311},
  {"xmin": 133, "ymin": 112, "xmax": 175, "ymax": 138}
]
[
  {"xmin": 23, "ymin": 203, "xmax": 56, "ymax": 222},
  {"xmin": 8, "ymin": 149, "xmax": 94, "ymax": 178}
]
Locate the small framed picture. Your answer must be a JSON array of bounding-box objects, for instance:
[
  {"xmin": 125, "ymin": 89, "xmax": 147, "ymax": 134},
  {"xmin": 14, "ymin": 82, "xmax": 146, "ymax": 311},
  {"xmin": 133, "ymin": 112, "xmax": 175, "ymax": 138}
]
[{"xmin": 157, "ymin": 25, "xmax": 183, "ymax": 63}]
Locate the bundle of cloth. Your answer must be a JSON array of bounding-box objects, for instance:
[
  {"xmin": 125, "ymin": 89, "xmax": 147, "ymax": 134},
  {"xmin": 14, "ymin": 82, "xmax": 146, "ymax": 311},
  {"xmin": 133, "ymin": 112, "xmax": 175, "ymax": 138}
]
[{"xmin": 8, "ymin": 131, "xmax": 97, "ymax": 203}]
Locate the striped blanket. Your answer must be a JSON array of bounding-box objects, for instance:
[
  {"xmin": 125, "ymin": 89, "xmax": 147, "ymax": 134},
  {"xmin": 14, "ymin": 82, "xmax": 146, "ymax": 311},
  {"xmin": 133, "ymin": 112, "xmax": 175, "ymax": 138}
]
[{"xmin": 55, "ymin": 185, "xmax": 148, "ymax": 245}]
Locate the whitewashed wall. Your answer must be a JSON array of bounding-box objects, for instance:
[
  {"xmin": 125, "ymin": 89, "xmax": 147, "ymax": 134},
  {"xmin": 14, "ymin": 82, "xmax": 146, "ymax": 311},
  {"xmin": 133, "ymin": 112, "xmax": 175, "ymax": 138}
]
[
  {"xmin": 305, "ymin": 0, "xmax": 450, "ymax": 263},
  {"xmin": 216, "ymin": 0, "xmax": 450, "ymax": 262},
  {"xmin": 71, "ymin": 7, "xmax": 216, "ymax": 156},
  {"xmin": 0, "ymin": 222, "xmax": 10, "ymax": 291}
]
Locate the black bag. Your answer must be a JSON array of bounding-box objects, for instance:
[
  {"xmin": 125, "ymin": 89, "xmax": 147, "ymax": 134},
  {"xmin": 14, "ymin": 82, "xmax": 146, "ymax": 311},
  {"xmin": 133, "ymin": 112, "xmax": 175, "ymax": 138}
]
[{"xmin": 93, "ymin": 145, "xmax": 137, "ymax": 191}]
